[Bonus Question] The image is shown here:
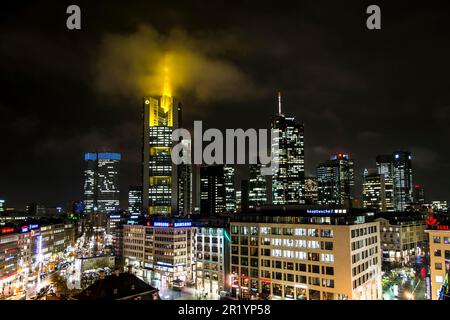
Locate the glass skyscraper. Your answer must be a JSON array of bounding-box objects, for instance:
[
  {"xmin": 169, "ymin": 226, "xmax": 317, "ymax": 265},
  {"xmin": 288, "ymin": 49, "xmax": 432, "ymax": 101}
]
[
  {"xmin": 128, "ymin": 186, "xmax": 142, "ymax": 214},
  {"xmin": 362, "ymin": 168, "xmax": 394, "ymax": 212},
  {"xmin": 224, "ymin": 165, "xmax": 236, "ymax": 213},
  {"xmin": 83, "ymin": 152, "xmax": 121, "ymax": 213},
  {"xmin": 375, "ymin": 151, "xmax": 413, "ymax": 211},
  {"xmin": 271, "ymin": 93, "xmax": 305, "ymax": 205},
  {"xmin": 248, "ymin": 163, "xmax": 267, "ymax": 209},
  {"xmin": 200, "ymin": 165, "xmax": 226, "ymax": 216},
  {"xmin": 142, "ymin": 92, "xmax": 174, "ymax": 216},
  {"xmin": 317, "ymin": 153, "xmax": 354, "ymax": 206},
  {"xmin": 391, "ymin": 151, "xmax": 413, "ymax": 211}
]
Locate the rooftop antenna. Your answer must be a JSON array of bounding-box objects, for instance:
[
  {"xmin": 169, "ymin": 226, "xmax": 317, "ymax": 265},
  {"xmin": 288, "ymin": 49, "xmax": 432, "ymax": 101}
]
[{"xmin": 278, "ymin": 91, "xmax": 282, "ymax": 115}]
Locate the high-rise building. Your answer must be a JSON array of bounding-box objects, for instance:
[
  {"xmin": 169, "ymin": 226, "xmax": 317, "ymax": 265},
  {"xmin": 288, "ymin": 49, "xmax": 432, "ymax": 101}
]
[
  {"xmin": 248, "ymin": 164, "xmax": 267, "ymax": 209},
  {"xmin": 142, "ymin": 89, "xmax": 175, "ymax": 216},
  {"xmin": 128, "ymin": 186, "xmax": 142, "ymax": 214},
  {"xmin": 235, "ymin": 190, "xmax": 242, "ymax": 212},
  {"xmin": 304, "ymin": 177, "xmax": 318, "ymax": 205},
  {"xmin": 376, "ymin": 155, "xmax": 392, "ymax": 178},
  {"xmin": 200, "ymin": 165, "xmax": 225, "ymax": 216},
  {"xmin": 240, "ymin": 179, "xmax": 250, "ymax": 212},
  {"xmin": 271, "ymin": 92, "xmax": 305, "ymax": 205},
  {"xmin": 391, "ymin": 151, "xmax": 413, "ymax": 211},
  {"xmin": 0, "ymin": 199, "xmax": 4, "ymax": 213},
  {"xmin": 375, "ymin": 152, "xmax": 413, "ymax": 211},
  {"xmin": 83, "ymin": 152, "xmax": 121, "ymax": 213},
  {"xmin": 317, "ymin": 153, "xmax": 354, "ymax": 206},
  {"xmin": 177, "ymin": 162, "xmax": 193, "ymax": 216},
  {"xmin": 224, "ymin": 165, "xmax": 236, "ymax": 213},
  {"xmin": 413, "ymin": 184, "xmax": 426, "ymax": 204},
  {"xmin": 362, "ymin": 168, "xmax": 394, "ymax": 212}
]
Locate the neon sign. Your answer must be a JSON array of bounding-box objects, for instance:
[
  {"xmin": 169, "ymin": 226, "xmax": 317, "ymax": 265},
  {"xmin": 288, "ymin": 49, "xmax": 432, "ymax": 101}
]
[
  {"xmin": 306, "ymin": 209, "xmax": 346, "ymax": 214},
  {"xmin": 29, "ymin": 224, "xmax": 39, "ymax": 230},
  {"xmin": 1, "ymin": 227, "xmax": 14, "ymax": 234},
  {"xmin": 174, "ymin": 222, "xmax": 192, "ymax": 228}
]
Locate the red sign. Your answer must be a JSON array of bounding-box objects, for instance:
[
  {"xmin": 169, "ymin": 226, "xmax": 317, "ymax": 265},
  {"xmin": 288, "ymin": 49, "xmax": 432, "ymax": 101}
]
[
  {"xmin": 425, "ymin": 216, "xmax": 437, "ymax": 225},
  {"xmin": 1, "ymin": 227, "xmax": 14, "ymax": 234},
  {"xmin": 437, "ymin": 225, "xmax": 449, "ymax": 230}
]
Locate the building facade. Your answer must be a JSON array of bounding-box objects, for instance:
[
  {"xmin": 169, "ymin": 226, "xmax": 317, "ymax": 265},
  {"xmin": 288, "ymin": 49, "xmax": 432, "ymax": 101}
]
[
  {"xmin": 200, "ymin": 165, "xmax": 225, "ymax": 216},
  {"xmin": 128, "ymin": 186, "xmax": 142, "ymax": 215},
  {"xmin": 83, "ymin": 152, "xmax": 121, "ymax": 213},
  {"xmin": 271, "ymin": 93, "xmax": 305, "ymax": 205},
  {"xmin": 123, "ymin": 218, "xmax": 195, "ymax": 289},
  {"xmin": 248, "ymin": 164, "xmax": 267, "ymax": 209},
  {"xmin": 362, "ymin": 169, "xmax": 394, "ymax": 212},
  {"xmin": 375, "ymin": 214, "xmax": 427, "ymax": 267},
  {"xmin": 229, "ymin": 210, "xmax": 382, "ymax": 300},
  {"xmin": 142, "ymin": 91, "xmax": 174, "ymax": 216},
  {"xmin": 317, "ymin": 153, "xmax": 354, "ymax": 206},
  {"xmin": 195, "ymin": 223, "xmax": 230, "ymax": 297},
  {"xmin": 426, "ymin": 227, "xmax": 450, "ymax": 300}
]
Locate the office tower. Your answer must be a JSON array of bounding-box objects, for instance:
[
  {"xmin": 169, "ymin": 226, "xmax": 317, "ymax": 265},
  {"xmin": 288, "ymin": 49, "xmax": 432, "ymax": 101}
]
[
  {"xmin": 376, "ymin": 154, "xmax": 392, "ymax": 178},
  {"xmin": 304, "ymin": 177, "xmax": 318, "ymax": 205},
  {"xmin": 248, "ymin": 164, "xmax": 267, "ymax": 209},
  {"xmin": 316, "ymin": 153, "xmax": 354, "ymax": 206},
  {"xmin": 177, "ymin": 161, "xmax": 193, "ymax": 216},
  {"xmin": 192, "ymin": 164, "xmax": 201, "ymax": 214},
  {"xmin": 391, "ymin": 151, "xmax": 413, "ymax": 211},
  {"xmin": 142, "ymin": 72, "xmax": 175, "ymax": 215},
  {"xmin": 271, "ymin": 92, "xmax": 305, "ymax": 205},
  {"xmin": 224, "ymin": 165, "xmax": 236, "ymax": 213},
  {"xmin": 240, "ymin": 180, "xmax": 249, "ymax": 212},
  {"xmin": 413, "ymin": 184, "xmax": 425, "ymax": 204},
  {"xmin": 128, "ymin": 186, "xmax": 142, "ymax": 214},
  {"xmin": 362, "ymin": 168, "xmax": 394, "ymax": 212},
  {"xmin": 235, "ymin": 190, "xmax": 242, "ymax": 212},
  {"xmin": 229, "ymin": 209, "xmax": 382, "ymax": 300},
  {"xmin": 0, "ymin": 199, "xmax": 4, "ymax": 213},
  {"xmin": 200, "ymin": 165, "xmax": 225, "ymax": 216},
  {"xmin": 83, "ymin": 152, "xmax": 121, "ymax": 213}
]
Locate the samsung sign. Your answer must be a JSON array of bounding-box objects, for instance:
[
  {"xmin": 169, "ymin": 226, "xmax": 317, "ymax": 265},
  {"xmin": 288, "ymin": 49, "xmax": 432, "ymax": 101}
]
[
  {"xmin": 174, "ymin": 222, "xmax": 192, "ymax": 228},
  {"xmin": 153, "ymin": 221, "xmax": 192, "ymax": 228},
  {"xmin": 29, "ymin": 224, "xmax": 39, "ymax": 230},
  {"xmin": 306, "ymin": 209, "xmax": 347, "ymax": 214}
]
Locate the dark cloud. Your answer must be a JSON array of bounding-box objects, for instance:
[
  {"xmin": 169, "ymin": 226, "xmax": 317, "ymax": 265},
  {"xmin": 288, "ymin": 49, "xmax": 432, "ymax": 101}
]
[{"xmin": 1, "ymin": 0, "xmax": 450, "ymax": 208}]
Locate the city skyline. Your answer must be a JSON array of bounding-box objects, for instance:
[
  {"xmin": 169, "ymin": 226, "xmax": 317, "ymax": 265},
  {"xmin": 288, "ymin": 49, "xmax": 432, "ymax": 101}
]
[{"xmin": 1, "ymin": 1, "xmax": 450, "ymax": 209}]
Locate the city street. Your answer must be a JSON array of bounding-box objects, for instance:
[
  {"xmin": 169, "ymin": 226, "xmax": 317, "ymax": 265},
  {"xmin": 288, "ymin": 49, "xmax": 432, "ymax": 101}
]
[{"xmin": 382, "ymin": 265, "xmax": 428, "ymax": 300}]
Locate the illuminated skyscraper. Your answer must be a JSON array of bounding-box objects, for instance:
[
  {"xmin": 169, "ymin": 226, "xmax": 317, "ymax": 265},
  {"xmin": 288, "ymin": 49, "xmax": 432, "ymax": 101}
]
[
  {"xmin": 304, "ymin": 176, "xmax": 318, "ymax": 205},
  {"xmin": 128, "ymin": 186, "xmax": 142, "ymax": 214},
  {"xmin": 248, "ymin": 164, "xmax": 267, "ymax": 209},
  {"xmin": 0, "ymin": 199, "xmax": 4, "ymax": 213},
  {"xmin": 142, "ymin": 71, "xmax": 176, "ymax": 216},
  {"xmin": 177, "ymin": 159, "xmax": 193, "ymax": 215},
  {"xmin": 317, "ymin": 153, "xmax": 354, "ymax": 206},
  {"xmin": 362, "ymin": 168, "xmax": 394, "ymax": 212},
  {"xmin": 200, "ymin": 165, "xmax": 225, "ymax": 216},
  {"xmin": 224, "ymin": 165, "xmax": 236, "ymax": 213},
  {"xmin": 271, "ymin": 92, "xmax": 305, "ymax": 205},
  {"xmin": 391, "ymin": 151, "xmax": 413, "ymax": 211},
  {"xmin": 83, "ymin": 152, "xmax": 121, "ymax": 213}
]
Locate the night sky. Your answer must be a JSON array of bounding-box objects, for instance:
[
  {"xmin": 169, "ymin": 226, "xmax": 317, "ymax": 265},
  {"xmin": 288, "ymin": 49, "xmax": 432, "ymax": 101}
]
[{"xmin": 1, "ymin": 0, "xmax": 450, "ymax": 209}]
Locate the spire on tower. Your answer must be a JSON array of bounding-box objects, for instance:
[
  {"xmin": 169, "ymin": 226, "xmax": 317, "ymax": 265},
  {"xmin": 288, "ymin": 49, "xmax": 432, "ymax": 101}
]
[{"xmin": 278, "ymin": 91, "xmax": 282, "ymax": 115}]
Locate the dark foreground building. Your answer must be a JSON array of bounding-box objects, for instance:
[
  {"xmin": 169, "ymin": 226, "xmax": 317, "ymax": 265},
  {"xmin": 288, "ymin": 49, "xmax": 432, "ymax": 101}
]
[{"xmin": 73, "ymin": 269, "xmax": 160, "ymax": 300}]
